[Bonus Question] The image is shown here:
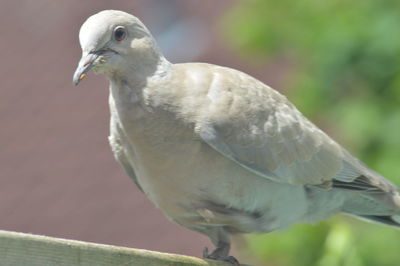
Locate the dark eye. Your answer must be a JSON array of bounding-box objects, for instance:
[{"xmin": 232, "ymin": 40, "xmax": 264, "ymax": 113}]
[{"xmin": 113, "ymin": 26, "xmax": 126, "ymax": 41}]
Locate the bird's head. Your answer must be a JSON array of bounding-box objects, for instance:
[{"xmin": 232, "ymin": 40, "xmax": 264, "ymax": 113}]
[{"xmin": 73, "ymin": 10, "xmax": 163, "ymax": 86}]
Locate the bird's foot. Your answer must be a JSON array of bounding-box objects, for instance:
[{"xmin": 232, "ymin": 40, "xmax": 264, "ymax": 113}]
[{"xmin": 203, "ymin": 247, "xmax": 240, "ymax": 265}]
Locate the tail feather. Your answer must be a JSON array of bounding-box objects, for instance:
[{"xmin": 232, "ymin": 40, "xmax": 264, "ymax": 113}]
[{"xmin": 357, "ymin": 214, "xmax": 400, "ymax": 228}]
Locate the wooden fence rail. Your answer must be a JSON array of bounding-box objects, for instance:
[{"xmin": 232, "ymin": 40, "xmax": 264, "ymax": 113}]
[{"xmin": 0, "ymin": 230, "xmax": 231, "ymax": 266}]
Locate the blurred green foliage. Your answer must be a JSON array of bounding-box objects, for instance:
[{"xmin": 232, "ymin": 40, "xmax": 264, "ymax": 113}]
[{"xmin": 222, "ymin": 0, "xmax": 400, "ymax": 265}]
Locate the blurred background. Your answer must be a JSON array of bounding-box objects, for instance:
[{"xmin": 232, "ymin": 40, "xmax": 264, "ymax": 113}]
[{"xmin": 0, "ymin": 0, "xmax": 400, "ymax": 265}]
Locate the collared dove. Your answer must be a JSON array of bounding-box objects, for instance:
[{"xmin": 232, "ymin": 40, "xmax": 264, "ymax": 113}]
[{"xmin": 73, "ymin": 10, "xmax": 400, "ymax": 264}]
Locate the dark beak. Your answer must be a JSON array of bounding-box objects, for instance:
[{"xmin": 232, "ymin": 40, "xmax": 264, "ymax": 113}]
[{"xmin": 72, "ymin": 52, "xmax": 100, "ymax": 86}]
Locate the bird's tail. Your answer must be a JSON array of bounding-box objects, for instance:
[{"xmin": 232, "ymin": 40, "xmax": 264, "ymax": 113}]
[
  {"xmin": 335, "ymin": 159, "xmax": 400, "ymax": 228},
  {"xmin": 355, "ymin": 214, "xmax": 400, "ymax": 228},
  {"xmin": 343, "ymin": 192, "xmax": 400, "ymax": 228}
]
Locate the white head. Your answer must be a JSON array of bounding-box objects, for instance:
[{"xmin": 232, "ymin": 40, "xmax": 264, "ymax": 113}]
[{"xmin": 73, "ymin": 10, "xmax": 166, "ymax": 86}]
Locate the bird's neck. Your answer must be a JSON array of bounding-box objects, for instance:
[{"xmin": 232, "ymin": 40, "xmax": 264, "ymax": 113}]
[
  {"xmin": 108, "ymin": 54, "xmax": 171, "ymax": 106},
  {"xmin": 111, "ymin": 50, "xmax": 170, "ymax": 86}
]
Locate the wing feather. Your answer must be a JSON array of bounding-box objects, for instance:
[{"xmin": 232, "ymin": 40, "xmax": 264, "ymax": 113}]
[{"xmin": 192, "ymin": 66, "xmax": 385, "ymax": 188}]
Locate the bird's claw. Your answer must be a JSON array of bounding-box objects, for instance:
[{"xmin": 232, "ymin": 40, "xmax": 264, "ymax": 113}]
[{"xmin": 203, "ymin": 246, "xmax": 240, "ymax": 265}]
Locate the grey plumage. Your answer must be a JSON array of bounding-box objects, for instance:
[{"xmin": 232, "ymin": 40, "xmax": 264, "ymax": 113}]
[{"xmin": 73, "ymin": 10, "xmax": 400, "ymax": 264}]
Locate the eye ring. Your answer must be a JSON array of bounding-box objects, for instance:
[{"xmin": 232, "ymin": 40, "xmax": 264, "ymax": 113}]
[{"xmin": 113, "ymin": 26, "xmax": 126, "ymax": 41}]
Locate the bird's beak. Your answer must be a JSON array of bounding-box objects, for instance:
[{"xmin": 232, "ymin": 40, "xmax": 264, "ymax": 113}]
[{"xmin": 73, "ymin": 52, "xmax": 100, "ymax": 86}]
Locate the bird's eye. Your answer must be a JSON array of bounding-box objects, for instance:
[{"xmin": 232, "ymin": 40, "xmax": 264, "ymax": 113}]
[{"xmin": 113, "ymin": 26, "xmax": 126, "ymax": 41}]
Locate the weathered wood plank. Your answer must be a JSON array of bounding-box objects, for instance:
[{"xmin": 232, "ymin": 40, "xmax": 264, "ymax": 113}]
[{"xmin": 0, "ymin": 230, "xmax": 229, "ymax": 266}]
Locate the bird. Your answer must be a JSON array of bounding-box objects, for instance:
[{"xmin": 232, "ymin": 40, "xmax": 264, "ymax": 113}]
[{"xmin": 73, "ymin": 10, "xmax": 400, "ymax": 265}]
